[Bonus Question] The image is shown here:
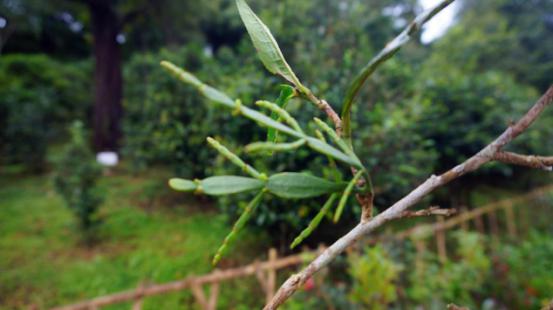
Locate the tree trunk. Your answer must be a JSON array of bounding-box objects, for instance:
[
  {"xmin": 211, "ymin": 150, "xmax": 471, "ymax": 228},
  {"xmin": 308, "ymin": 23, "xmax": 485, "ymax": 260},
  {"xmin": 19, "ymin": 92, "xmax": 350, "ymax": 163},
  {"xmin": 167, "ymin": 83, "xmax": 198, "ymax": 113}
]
[{"xmin": 89, "ymin": 1, "xmax": 122, "ymax": 151}]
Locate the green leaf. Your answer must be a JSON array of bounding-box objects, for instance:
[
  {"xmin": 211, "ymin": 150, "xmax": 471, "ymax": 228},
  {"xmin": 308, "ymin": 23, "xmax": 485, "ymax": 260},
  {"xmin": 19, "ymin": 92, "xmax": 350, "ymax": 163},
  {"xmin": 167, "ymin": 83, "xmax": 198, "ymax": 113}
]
[
  {"xmin": 160, "ymin": 61, "xmax": 235, "ymax": 108},
  {"xmin": 245, "ymin": 139, "xmax": 305, "ymax": 154},
  {"xmin": 160, "ymin": 61, "xmax": 202, "ymax": 88},
  {"xmin": 306, "ymin": 138, "xmax": 362, "ymax": 168},
  {"xmin": 202, "ymin": 176, "xmax": 265, "ymax": 196},
  {"xmin": 267, "ymin": 85, "xmax": 296, "ymax": 143},
  {"xmin": 168, "ymin": 178, "xmax": 197, "ymax": 192},
  {"xmin": 206, "ymin": 137, "xmax": 264, "ymax": 180},
  {"xmin": 290, "ymin": 193, "xmax": 338, "ymax": 249},
  {"xmin": 241, "ymin": 106, "xmax": 303, "ymax": 139},
  {"xmin": 199, "ymin": 85, "xmax": 236, "ymax": 108},
  {"xmin": 267, "ymin": 172, "xmax": 346, "ymax": 199},
  {"xmin": 236, "ymin": 0, "xmax": 306, "ymax": 91},
  {"xmin": 213, "ymin": 191, "xmax": 264, "ymax": 265}
]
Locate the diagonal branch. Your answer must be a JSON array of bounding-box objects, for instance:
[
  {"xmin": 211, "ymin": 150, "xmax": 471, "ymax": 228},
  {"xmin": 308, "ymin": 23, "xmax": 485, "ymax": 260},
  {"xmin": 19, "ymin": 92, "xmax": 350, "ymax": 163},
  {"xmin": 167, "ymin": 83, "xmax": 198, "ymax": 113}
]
[
  {"xmin": 264, "ymin": 85, "xmax": 553, "ymax": 309},
  {"xmin": 493, "ymin": 151, "xmax": 553, "ymax": 171}
]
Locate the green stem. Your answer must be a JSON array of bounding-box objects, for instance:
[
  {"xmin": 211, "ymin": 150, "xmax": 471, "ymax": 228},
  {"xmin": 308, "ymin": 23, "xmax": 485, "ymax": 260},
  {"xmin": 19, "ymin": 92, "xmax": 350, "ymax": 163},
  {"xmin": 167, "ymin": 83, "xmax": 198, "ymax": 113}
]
[
  {"xmin": 334, "ymin": 170, "xmax": 364, "ymax": 223},
  {"xmin": 213, "ymin": 190, "xmax": 265, "ymax": 265},
  {"xmin": 290, "ymin": 193, "xmax": 338, "ymax": 249},
  {"xmin": 340, "ymin": 0, "xmax": 455, "ymax": 141},
  {"xmin": 207, "ymin": 137, "xmax": 265, "ymax": 180}
]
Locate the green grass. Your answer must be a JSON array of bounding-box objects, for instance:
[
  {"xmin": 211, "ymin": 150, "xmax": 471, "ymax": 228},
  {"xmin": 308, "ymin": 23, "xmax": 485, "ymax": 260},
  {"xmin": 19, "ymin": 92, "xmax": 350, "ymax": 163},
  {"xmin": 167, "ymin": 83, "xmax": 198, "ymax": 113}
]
[{"xmin": 0, "ymin": 169, "xmax": 267, "ymax": 309}]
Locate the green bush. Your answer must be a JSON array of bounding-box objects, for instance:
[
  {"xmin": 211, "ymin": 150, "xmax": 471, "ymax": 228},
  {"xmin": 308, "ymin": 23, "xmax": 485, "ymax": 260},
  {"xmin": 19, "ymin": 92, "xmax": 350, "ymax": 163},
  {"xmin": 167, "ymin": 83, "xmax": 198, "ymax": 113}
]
[
  {"xmin": 406, "ymin": 231, "xmax": 491, "ymax": 308},
  {"xmin": 0, "ymin": 54, "xmax": 91, "ymax": 171},
  {"xmin": 122, "ymin": 47, "xmax": 214, "ymax": 176},
  {"xmin": 348, "ymin": 245, "xmax": 402, "ymax": 309},
  {"xmin": 54, "ymin": 121, "xmax": 103, "ymax": 237},
  {"xmin": 497, "ymin": 231, "xmax": 553, "ymax": 308}
]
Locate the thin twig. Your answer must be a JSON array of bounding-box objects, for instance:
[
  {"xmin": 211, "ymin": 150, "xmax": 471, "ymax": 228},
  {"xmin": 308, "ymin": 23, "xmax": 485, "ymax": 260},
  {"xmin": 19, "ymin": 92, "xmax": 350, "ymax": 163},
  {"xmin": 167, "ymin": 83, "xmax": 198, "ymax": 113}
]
[
  {"xmin": 493, "ymin": 151, "xmax": 553, "ymax": 171},
  {"xmin": 303, "ymin": 92, "xmax": 342, "ymax": 135},
  {"xmin": 263, "ymin": 85, "xmax": 553, "ymax": 309},
  {"xmin": 399, "ymin": 206, "xmax": 457, "ymax": 218}
]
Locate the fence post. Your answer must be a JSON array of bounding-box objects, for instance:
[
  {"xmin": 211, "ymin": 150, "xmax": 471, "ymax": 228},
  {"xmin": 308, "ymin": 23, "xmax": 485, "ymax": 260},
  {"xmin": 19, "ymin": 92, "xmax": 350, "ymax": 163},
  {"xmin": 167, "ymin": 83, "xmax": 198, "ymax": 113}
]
[
  {"xmin": 255, "ymin": 260, "xmax": 268, "ymax": 297},
  {"xmin": 131, "ymin": 282, "xmax": 145, "ymax": 310},
  {"xmin": 460, "ymin": 206, "xmax": 469, "ymax": 230},
  {"xmin": 266, "ymin": 248, "xmax": 277, "ymax": 303},
  {"xmin": 487, "ymin": 209, "xmax": 500, "ymax": 244},
  {"xmin": 414, "ymin": 238, "xmax": 426, "ymax": 273},
  {"xmin": 191, "ymin": 283, "xmax": 208, "ymax": 310},
  {"xmin": 473, "ymin": 212, "xmax": 485, "ymax": 234},
  {"xmin": 504, "ymin": 202, "xmax": 517, "ymax": 237},
  {"xmin": 435, "ymin": 216, "xmax": 447, "ymax": 263},
  {"xmin": 207, "ymin": 282, "xmax": 219, "ymax": 310}
]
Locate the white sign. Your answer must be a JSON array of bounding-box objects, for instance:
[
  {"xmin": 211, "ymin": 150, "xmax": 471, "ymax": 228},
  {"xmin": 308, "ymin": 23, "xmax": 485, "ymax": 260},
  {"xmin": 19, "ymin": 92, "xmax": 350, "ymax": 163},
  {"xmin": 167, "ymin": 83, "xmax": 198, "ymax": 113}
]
[{"xmin": 96, "ymin": 152, "xmax": 119, "ymax": 167}]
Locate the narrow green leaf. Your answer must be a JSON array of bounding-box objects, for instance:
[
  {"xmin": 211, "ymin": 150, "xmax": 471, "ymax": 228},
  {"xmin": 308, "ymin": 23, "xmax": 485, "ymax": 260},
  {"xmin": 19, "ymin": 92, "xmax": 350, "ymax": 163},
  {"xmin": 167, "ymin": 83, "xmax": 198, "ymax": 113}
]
[
  {"xmin": 306, "ymin": 137, "xmax": 362, "ymax": 168},
  {"xmin": 267, "ymin": 85, "xmax": 296, "ymax": 143},
  {"xmin": 202, "ymin": 176, "xmax": 265, "ymax": 196},
  {"xmin": 206, "ymin": 137, "xmax": 264, "ymax": 180},
  {"xmin": 256, "ymin": 100, "xmax": 302, "ymax": 133},
  {"xmin": 314, "ymin": 130, "xmax": 342, "ymax": 182},
  {"xmin": 168, "ymin": 178, "xmax": 197, "ymax": 192},
  {"xmin": 267, "ymin": 172, "xmax": 346, "ymax": 199},
  {"xmin": 245, "ymin": 139, "xmax": 305, "ymax": 154},
  {"xmin": 313, "ymin": 118, "xmax": 352, "ymax": 153},
  {"xmin": 213, "ymin": 191, "xmax": 264, "ymax": 265},
  {"xmin": 334, "ymin": 170, "xmax": 364, "ymax": 223},
  {"xmin": 241, "ymin": 106, "xmax": 303, "ymax": 139},
  {"xmin": 290, "ymin": 193, "xmax": 338, "ymax": 249},
  {"xmin": 199, "ymin": 85, "xmax": 236, "ymax": 108},
  {"xmin": 236, "ymin": 0, "xmax": 307, "ymax": 91},
  {"xmin": 160, "ymin": 60, "xmax": 235, "ymax": 108},
  {"xmin": 160, "ymin": 61, "xmax": 202, "ymax": 87}
]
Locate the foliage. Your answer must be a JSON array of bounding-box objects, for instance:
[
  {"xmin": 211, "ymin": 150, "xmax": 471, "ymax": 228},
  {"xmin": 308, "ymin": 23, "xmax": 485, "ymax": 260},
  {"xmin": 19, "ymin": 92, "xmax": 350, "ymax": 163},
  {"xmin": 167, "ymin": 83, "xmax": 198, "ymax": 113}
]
[
  {"xmin": 53, "ymin": 121, "xmax": 103, "ymax": 236},
  {"xmin": 497, "ymin": 231, "xmax": 553, "ymax": 308},
  {"xmin": 414, "ymin": 68, "xmax": 542, "ymax": 173},
  {"xmin": 0, "ymin": 54, "xmax": 91, "ymax": 171},
  {"xmin": 347, "ymin": 245, "xmax": 402, "ymax": 309},
  {"xmin": 122, "ymin": 46, "xmax": 216, "ymax": 176},
  {"xmin": 452, "ymin": 0, "xmax": 553, "ymax": 92},
  {"xmin": 407, "ymin": 231, "xmax": 491, "ymax": 308}
]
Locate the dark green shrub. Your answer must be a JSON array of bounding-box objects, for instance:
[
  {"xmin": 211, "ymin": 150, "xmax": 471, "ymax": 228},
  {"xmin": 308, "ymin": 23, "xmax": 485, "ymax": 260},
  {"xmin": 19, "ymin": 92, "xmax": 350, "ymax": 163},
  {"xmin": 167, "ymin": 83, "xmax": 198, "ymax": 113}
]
[
  {"xmin": 0, "ymin": 54, "xmax": 91, "ymax": 171},
  {"xmin": 54, "ymin": 121, "xmax": 103, "ymax": 236}
]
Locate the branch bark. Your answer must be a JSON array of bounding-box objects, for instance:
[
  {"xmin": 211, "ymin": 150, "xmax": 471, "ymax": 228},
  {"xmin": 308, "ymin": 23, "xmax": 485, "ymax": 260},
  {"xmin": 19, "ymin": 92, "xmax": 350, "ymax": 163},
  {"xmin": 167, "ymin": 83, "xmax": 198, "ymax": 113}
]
[
  {"xmin": 264, "ymin": 85, "xmax": 553, "ymax": 309},
  {"xmin": 493, "ymin": 151, "xmax": 553, "ymax": 171},
  {"xmin": 399, "ymin": 206, "xmax": 457, "ymax": 218}
]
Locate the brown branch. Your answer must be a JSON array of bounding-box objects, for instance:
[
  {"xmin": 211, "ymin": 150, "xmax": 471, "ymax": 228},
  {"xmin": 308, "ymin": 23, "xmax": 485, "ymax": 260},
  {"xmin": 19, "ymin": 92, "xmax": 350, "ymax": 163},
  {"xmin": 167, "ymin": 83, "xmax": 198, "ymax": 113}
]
[
  {"xmin": 303, "ymin": 91, "xmax": 342, "ymax": 135},
  {"xmin": 263, "ymin": 85, "xmax": 553, "ymax": 309},
  {"xmin": 399, "ymin": 206, "xmax": 457, "ymax": 218},
  {"xmin": 493, "ymin": 151, "xmax": 553, "ymax": 171}
]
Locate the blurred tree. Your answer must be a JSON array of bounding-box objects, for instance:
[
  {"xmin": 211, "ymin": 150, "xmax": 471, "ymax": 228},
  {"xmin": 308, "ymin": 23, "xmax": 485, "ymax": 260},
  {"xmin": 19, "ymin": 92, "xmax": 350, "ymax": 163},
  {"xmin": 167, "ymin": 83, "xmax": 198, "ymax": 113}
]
[
  {"xmin": 441, "ymin": 0, "xmax": 553, "ymax": 92},
  {"xmin": 0, "ymin": 0, "xmax": 218, "ymax": 151}
]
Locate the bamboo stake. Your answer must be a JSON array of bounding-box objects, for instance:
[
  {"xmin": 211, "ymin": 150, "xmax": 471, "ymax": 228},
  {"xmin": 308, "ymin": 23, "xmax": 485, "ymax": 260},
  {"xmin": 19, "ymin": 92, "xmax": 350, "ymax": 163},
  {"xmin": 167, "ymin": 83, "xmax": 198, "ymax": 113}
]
[
  {"xmin": 504, "ymin": 202, "xmax": 517, "ymax": 237},
  {"xmin": 435, "ymin": 216, "xmax": 447, "ymax": 263},
  {"xmin": 266, "ymin": 248, "xmax": 278, "ymax": 303}
]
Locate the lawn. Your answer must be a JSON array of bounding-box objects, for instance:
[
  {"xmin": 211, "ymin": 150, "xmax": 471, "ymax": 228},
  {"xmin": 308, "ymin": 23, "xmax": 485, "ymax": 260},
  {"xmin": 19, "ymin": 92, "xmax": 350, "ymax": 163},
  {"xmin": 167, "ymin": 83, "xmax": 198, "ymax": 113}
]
[{"xmin": 0, "ymin": 168, "xmax": 267, "ymax": 309}]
